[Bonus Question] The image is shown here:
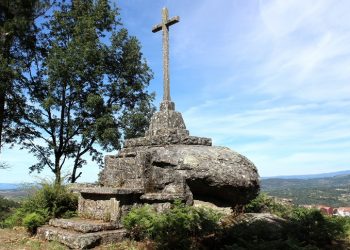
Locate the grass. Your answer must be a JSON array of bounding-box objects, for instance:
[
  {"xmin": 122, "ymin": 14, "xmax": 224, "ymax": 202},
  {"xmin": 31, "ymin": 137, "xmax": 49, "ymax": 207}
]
[
  {"xmin": 0, "ymin": 228, "xmax": 67, "ymax": 250},
  {"xmin": 0, "ymin": 228, "xmax": 151, "ymax": 250}
]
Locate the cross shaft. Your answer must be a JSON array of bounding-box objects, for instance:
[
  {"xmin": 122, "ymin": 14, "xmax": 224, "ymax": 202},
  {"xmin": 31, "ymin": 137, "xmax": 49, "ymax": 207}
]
[{"xmin": 152, "ymin": 8, "xmax": 179, "ymax": 102}]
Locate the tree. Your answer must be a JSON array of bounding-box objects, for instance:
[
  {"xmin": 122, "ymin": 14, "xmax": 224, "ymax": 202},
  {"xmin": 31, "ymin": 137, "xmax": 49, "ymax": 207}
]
[
  {"xmin": 0, "ymin": 162, "xmax": 9, "ymax": 169},
  {"xmin": 0, "ymin": 0, "xmax": 49, "ymax": 152},
  {"xmin": 18, "ymin": 0, "xmax": 154, "ymax": 184}
]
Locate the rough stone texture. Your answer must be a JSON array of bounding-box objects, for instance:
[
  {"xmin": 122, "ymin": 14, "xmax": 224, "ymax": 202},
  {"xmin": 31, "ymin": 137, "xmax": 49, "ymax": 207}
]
[
  {"xmin": 37, "ymin": 225, "xmax": 126, "ymax": 249},
  {"xmin": 99, "ymin": 145, "xmax": 259, "ymax": 207},
  {"xmin": 124, "ymin": 134, "xmax": 212, "ymax": 148},
  {"xmin": 222, "ymin": 213, "xmax": 287, "ymax": 241},
  {"xmin": 146, "ymin": 105, "xmax": 188, "ymax": 136},
  {"xmin": 77, "ymin": 188, "xmax": 143, "ymax": 222},
  {"xmin": 193, "ymin": 200, "xmax": 233, "ymax": 215},
  {"xmin": 151, "ymin": 145, "xmax": 259, "ymax": 206},
  {"xmin": 49, "ymin": 218, "xmax": 118, "ymax": 233}
]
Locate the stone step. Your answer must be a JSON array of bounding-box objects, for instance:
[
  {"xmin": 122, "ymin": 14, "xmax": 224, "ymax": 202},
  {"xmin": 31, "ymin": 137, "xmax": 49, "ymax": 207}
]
[
  {"xmin": 49, "ymin": 218, "xmax": 119, "ymax": 233},
  {"xmin": 37, "ymin": 225, "xmax": 127, "ymax": 249}
]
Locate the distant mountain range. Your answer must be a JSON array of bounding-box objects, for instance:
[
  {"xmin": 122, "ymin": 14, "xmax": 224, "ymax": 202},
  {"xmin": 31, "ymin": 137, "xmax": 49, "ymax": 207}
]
[
  {"xmin": 262, "ymin": 170, "xmax": 350, "ymax": 180},
  {"xmin": 0, "ymin": 183, "xmax": 21, "ymax": 190}
]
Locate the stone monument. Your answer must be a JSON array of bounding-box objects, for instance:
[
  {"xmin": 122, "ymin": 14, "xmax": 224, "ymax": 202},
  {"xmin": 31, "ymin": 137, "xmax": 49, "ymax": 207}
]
[{"xmin": 37, "ymin": 7, "xmax": 260, "ymax": 249}]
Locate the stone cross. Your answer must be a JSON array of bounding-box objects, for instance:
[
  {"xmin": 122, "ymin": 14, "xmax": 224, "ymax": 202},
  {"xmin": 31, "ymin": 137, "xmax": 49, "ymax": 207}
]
[{"xmin": 152, "ymin": 7, "xmax": 179, "ymax": 102}]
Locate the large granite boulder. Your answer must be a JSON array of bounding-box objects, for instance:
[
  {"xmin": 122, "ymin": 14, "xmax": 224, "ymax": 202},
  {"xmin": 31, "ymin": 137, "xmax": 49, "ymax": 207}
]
[
  {"xmin": 149, "ymin": 145, "xmax": 259, "ymax": 206},
  {"xmin": 99, "ymin": 144, "xmax": 259, "ymax": 207}
]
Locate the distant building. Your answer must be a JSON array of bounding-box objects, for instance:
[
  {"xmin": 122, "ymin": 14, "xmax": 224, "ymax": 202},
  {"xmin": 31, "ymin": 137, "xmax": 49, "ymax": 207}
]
[
  {"xmin": 317, "ymin": 206, "xmax": 333, "ymax": 215},
  {"xmin": 301, "ymin": 205, "xmax": 313, "ymax": 209},
  {"xmin": 334, "ymin": 207, "xmax": 350, "ymax": 217}
]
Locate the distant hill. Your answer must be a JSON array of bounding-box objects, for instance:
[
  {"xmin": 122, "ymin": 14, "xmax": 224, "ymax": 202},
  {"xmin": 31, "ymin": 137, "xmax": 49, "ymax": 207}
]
[
  {"xmin": 0, "ymin": 183, "xmax": 20, "ymax": 190},
  {"xmin": 262, "ymin": 170, "xmax": 350, "ymax": 180},
  {"xmin": 261, "ymin": 174, "xmax": 350, "ymax": 207},
  {"xmin": 0, "ymin": 183, "xmax": 35, "ymax": 201}
]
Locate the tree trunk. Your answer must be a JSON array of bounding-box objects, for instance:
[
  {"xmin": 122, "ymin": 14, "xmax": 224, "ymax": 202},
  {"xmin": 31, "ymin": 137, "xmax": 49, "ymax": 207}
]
[
  {"xmin": 55, "ymin": 169, "xmax": 61, "ymax": 185},
  {"xmin": 54, "ymin": 158, "xmax": 61, "ymax": 185},
  {"xmin": 0, "ymin": 87, "xmax": 5, "ymax": 152}
]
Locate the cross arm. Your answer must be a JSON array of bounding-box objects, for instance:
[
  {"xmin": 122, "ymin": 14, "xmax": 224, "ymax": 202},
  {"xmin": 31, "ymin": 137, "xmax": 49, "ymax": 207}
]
[
  {"xmin": 166, "ymin": 16, "xmax": 180, "ymax": 27},
  {"xmin": 152, "ymin": 16, "xmax": 180, "ymax": 33},
  {"xmin": 152, "ymin": 24, "xmax": 162, "ymax": 33}
]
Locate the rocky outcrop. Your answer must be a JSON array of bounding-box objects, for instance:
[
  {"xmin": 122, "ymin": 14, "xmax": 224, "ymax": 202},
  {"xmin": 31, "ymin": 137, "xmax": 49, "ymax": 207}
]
[
  {"xmin": 96, "ymin": 101, "xmax": 260, "ymax": 209},
  {"xmin": 99, "ymin": 145, "xmax": 259, "ymax": 207},
  {"xmin": 150, "ymin": 145, "xmax": 259, "ymax": 206},
  {"xmin": 38, "ymin": 100, "xmax": 260, "ymax": 249}
]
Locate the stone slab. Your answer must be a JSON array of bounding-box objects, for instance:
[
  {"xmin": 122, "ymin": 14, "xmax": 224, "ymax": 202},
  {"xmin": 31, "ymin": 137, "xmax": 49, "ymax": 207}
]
[
  {"xmin": 78, "ymin": 187, "xmax": 144, "ymax": 195},
  {"xmin": 37, "ymin": 225, "xmax": 126, "ymax": 249},
  {"xmin": 123, "ymin": 134, "xmax": 212, "ymax": 148},
  {"xmin": 49, "ymin": 218, "xmax": 118, "ymax": 233},
  {"xmin": 140, "ymin": 192, "xmax": 186, "ymax": 202}
]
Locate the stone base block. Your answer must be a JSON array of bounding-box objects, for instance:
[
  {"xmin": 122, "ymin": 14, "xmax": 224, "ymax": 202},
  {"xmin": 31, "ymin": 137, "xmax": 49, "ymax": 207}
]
[
  {"xmin": 49, "ymin": 218, "xmax": 119, "ymax": 233},
  {"xmin": 123, "ymin": 134, "xmax": 212, "ymax": 148},
  {"xmin": 37, "ymin": 225, "xmax": 126, "ymax": 249}
]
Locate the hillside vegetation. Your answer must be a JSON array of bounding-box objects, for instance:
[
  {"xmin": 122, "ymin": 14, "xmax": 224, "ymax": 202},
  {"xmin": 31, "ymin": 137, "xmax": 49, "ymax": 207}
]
[{"xmin": 261, "ymin": 174, "xmax": 350, "ymax": 206}]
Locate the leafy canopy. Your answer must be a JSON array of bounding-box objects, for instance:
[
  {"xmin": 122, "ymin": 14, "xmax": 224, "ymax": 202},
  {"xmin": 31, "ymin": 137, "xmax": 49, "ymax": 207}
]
[{"xmin": 14, "ymin": 0, "xmax": 154, "ymax": 183}]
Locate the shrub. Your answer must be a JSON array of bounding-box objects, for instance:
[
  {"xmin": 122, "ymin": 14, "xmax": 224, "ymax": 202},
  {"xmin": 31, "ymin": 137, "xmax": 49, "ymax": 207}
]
[
  {"xmin": 122, "ymin": 200, "xmax": 222, "ymax": 249},
  {"xmin": 224, "ymin": 193, "xmax": 350, "ymax": 249},
  {"xmin": 0, "ymin": 196, "xmax": 19, "ymax": 227},
  {"xmin": 122, "ymin": 205, "xmax": 160, "ymax": 240},
  {"xmin": 20, "ymin": 182, "xmax": 78, "ymax": 218},
  {"xmin": 4, "ymin": 182, "xmax": 78, "ymax": 232},
  {"xmin": 287, "ymin": 207, "xmax": 346, "ymax": 247},
  {"xmin": 23, "ymin": 212, "xmax": 46, "ymax": 234},
  {"xmin": 244, "ymin": 193, "xmax": 292, "ymax": 217}
]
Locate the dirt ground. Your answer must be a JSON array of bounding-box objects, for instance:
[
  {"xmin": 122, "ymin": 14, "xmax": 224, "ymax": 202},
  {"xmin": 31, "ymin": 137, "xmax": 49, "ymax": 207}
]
[
  {"xmin": 0, "ymin": 228, "xmax": 153, "ymax": 250},
  {"xmin": 0, "ymin": 228, "xmax": 67, "ymax": 250}
]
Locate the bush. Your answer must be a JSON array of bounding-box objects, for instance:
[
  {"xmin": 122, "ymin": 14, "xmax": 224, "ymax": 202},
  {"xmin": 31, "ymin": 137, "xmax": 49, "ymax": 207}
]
[
  {"xmin": 0, "ymin": 196, "xmax": 19, "ymax": 227},
  {"xmin": 122, "ymin": 204, "xmax": 160, "ymax": 240},
  {"xmin": 244, "ymin": 193, "xmax": 292, "ymax": 217},
  {"xmin": 4, "ymin": 182, "xmax": 78, "ymax": 232},
  {"xmin": 23, "ymin": 212, "xmax": 46, "ymax": 234},
  {"xmin": 20, "ymin": 182, "xmax": 78, "ymax": 218},
  {"xmin": 222, "ymin": 194, "xmax": 350, "ymax": 249},
  {"xmin": 123, "ymin": 200, "xmax": 222, "ymax": 249},
  {"xmin": 287, "ymin": 207, "xmax": 346, "ymax": 247}
]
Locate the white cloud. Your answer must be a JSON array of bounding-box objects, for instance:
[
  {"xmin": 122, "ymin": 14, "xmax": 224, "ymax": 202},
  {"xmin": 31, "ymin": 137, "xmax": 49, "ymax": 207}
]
[
  {"xmin": 183, "ymin": 97, "xmax": 350, "ymax": 176},
  {"xmin": 253, "ymin": 0, "xmax": 350, "ymax": 101}
]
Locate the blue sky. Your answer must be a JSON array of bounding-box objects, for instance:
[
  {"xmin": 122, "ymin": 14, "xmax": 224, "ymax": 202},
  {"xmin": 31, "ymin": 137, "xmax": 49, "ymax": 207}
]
[{"xmin": 1, "ymin": 0, "xmax": 350, "ymax": 183}]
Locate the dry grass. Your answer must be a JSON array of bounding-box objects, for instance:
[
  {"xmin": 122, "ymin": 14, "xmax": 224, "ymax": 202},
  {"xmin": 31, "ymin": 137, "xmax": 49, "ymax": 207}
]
[
  {"xmin": 0, "ymin": 228, "xmax": 153, "ymax": 250},
  {"xmin": 0, "ymin": 228, "xmax": 67, "ymax": 250}
]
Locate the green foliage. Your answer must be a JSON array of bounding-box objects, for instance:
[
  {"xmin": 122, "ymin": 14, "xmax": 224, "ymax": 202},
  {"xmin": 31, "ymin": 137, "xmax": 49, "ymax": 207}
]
[
  {"xmin": 0, "ymin": 0, "xmax": 49, "ymax": 149},
  {"xmin": 3, "ymin": 182, "xmax": 77, "ymax": 232},
  {"xmin": 220, "ymin": 209, "xmax": 348, "ymax": 249},
  {"xmin": 0, "ymin": 195, "xmax": 19, "ymax": 226},
  {"xmin": 220, "ymin": 193, "xmax": 350, "ymax": 249},
  {"xmin": 287, "ymin": 207, "xmax": 346, "ymax": 247},
  {"xmin": 122, "ymin": 205, "xmax": 160, "ymax": 240},
  {"xmin": 23, "ymin": 212, "xmax": 46, "ymax": 234},
  {"xmin": 123, "ymin": 200, "xmax": 222, "ymax": 249},
  {"xmin": 244, "ymin": 193, "xmax": 292, "ymax": 218},
  {"xmin": 10, "ymin": 0, "xmax": 155, "ymax": 184}
]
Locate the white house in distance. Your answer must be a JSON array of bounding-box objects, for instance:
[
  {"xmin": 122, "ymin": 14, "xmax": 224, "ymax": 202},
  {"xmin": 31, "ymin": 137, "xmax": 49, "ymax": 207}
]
[{"xmin": 334, "ymin": 207, "xmax": 350, "ymax": 217}]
